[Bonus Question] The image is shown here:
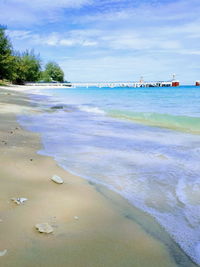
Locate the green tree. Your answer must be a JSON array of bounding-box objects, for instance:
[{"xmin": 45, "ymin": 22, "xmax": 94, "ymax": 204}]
[
  {"xmin": 0, "ymin": 26, "xmax": 66, "ymax": 85},
  {"xmin": 12, "ymin": 50, "xmax": 41, "ymax": 84},
  {"xmin": 43, "ymin": 62, "xmax": 64, "ymax": 82},
  {"xmin": 40, "ymin": 70, "xmax": 52, "ymax": 82},
  {"xmin": 0, "ymin": 25, "xmax": 15, "ymax": 80}
]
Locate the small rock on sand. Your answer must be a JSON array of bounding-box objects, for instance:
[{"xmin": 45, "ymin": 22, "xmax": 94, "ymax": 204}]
[
  {"xmin": 35, "ymin": 223, "xmax": 53, "ymax": 234},
  {"xmin": 74, "ymin": 216, "xmax": 79, "ymax": 220},
  {"xmin": 11, "ymin": 197, "xmax": 28, "ymax": 205},
  {"xmin": 0, "ymin": 250, "xmax": 7, "ymax": 257},
  {"xmin": 51, "ymin": 175, "xmax": 63, "ymax": 184},
  {"xmin": 51, "ymin": 105, "xmax": 64, "ymax": 110}
]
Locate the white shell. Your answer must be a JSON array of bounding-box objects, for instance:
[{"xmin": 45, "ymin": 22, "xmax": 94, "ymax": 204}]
[
  {"xmin": 11, "ymin": 197, "xmax": 28, "ymax": 205},
  {"xmin": 0, "ymin": 250, "xmax": 7, "ymax": 257},
  {"xmin": 35, "ymin": 223, "xmax": 53, "ymax": 234},
  {"xmin": 51, "ymin": 175, "xmax": 63, "ymax": 184},
  {"xmin": 74, "ymin": 216, "xmax": 79, "ymax": 220}
]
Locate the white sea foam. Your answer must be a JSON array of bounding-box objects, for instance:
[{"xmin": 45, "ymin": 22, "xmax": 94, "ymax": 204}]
[{"xmin": 78, "ymin": 105, "xmax": 105, "ymax": 114}]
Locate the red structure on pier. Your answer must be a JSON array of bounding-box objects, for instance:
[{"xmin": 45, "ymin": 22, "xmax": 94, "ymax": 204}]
[
  {"xmin": 172, "ymin": 74, "xmax": 180, "ymax": 87},
  {"xmin": 172, "ymin": 81, "xmax": 180, "ymax": 87},
  {"xmin": 196, "ymin": 81, "xmax": 200, "ymax": 86}
]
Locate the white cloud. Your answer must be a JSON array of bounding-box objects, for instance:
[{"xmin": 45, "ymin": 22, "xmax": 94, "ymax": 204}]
[
  {"xmin": 57, "ymin": 37, "xmax": 97, "ymax": 47},
  {"xmin": 7, "ymin": 30, "xmax": 98, "ymax": 47},
  {"xmin": 4, "ymin": 0, "xmax": 92, "ymax": 10},
  {"xmin": 101, "ymin": 32, "xmax": 181, "ymax": 51},
  {"xmin": 78, "ymin": 0, "xmax": 200, "ymax": 24},
  {"xmin": 0, "ymin": 0, "xmax": 92, "ymax": 26},
  {"xmin": 59, "ymin": 39, "xmax": 76, "ymax": 46},
  {"xmin": 7, "ymin": 28, "xmax": 182, "ymax": 52},
  {"xmin": 6, "ymin": 30, "xmax": 31, "ymax": 39},
  {"xmin": 45, "ymin": 34, "xmax": 60, "ymax": 46},
  {"xmin": 44, "ymin": 34, "xmax": 98, "ymax": 47}
]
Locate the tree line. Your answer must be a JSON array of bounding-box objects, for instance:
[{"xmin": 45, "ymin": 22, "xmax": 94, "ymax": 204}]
[{"xmin": 0, "ymin": 26, "xmax": 65, "ymax": 84}]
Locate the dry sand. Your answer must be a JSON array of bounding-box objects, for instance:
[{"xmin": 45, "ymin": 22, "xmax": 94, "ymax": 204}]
[{"xmin": 0, "ymin": 86, "xmax": 196, "ymax": 267}]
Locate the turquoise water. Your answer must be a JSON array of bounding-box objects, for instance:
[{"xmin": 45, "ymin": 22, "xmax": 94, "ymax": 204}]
[
  {"xmin": 43, "ymin": 86, "xmax": 200, "ymax": 133},
  {"xmin": 20, "ymin": 86, "xmax": 200, "ymax": 264}
]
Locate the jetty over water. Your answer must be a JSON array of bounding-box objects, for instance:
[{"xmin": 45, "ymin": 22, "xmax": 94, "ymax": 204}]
[
  {"xmin": 27, "ymin": 80, "xmax": 179, "ymax": 88},
  {"xmin": 70, "ymin": 81, "xmax": 178, "ymax": 88},
  {"xmin": 26, "ymin": 74, "xmax": 181, "ymax": 88}
]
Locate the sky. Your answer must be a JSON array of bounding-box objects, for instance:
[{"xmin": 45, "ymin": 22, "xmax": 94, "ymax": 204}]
[{"xmin": 1, "ymin": 0, "xmax": 200, "ymax": 83}]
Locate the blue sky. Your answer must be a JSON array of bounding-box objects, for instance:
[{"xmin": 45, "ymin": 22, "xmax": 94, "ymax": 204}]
[{"xmin": 1, "ymin": 0, "xmax": 200, "ymax": 83}]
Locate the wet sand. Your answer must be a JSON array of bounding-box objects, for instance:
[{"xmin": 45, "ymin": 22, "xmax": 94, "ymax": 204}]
[{"xmin": 0, "ymin": 86, "xmax": 197, "ymax": 267}]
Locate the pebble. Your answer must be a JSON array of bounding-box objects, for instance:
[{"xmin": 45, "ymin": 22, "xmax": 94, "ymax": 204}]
[
  {"xmin": 35, "ymin": 223, "xmax": 53, "ymax": 234},
  {"xmin": 51, "ymin": 105, "xmax": 64, "ymax": 110},
  {"xmin": 11, "ymin": 197, "xmax": 28, "ymax": 205},
  {"xmin": 74, "ymin": 216, "xmax": 79, "ymax": 220},
  {"xmin": 51, "ymin": 175, "xmax": 64, "ymax": 184},
  {"xmin": 0, "ymin": 250, "xmax": 7, "ymax": 257}
]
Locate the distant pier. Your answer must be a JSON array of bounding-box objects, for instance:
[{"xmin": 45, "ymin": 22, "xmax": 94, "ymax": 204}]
[
  {"xmin": 27, "ymin": 80, "xmax": 180, "ymax": 88},
  {"xmin": 70, "ymin": 80, "xmax": 180, "ymax": 88},
  {"xmin": 26, "ymin": 75, "xmax": 180, "ymax": 88},
  {"xmin": 70, "ymin": 74, "xmax": 180, "ymax": 88}
]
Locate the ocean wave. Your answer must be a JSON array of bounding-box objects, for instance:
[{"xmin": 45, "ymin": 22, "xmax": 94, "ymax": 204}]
[
  {"xmin": 108, "ymin": 110, "xmax": 200, "ymax": 134},
  {"xmin": 78, "ymin": 105, "xmax": 105, "ymax": 114}
]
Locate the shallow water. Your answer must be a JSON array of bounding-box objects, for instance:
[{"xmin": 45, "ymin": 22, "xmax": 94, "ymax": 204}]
[{"xmin": 19, "ymin": 86, "xmax": 200, "ymax": 264}]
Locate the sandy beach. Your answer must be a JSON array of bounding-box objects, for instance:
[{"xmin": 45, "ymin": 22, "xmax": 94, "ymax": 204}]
[{"xmin": 0, "ymin": 86, "xmax": 197, "ymax": 267}]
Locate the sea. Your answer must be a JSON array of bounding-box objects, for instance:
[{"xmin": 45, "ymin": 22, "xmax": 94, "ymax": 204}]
[{"xmin": 19, "ymin": 86, "xmax": 200, "ymax": 265}]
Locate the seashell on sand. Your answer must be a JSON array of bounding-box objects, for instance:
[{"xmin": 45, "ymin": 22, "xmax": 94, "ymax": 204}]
[
  {"xmin": 0, "ymin": 250, "xmax": 7, "ymax": 257},
  {"xmin": 11, "ymin": 197, "xmax": 28, "ymax": 205},
  {"xmin": 51, "ymin": 175, "xmax": 63, "ymax": 184},
  {"xmin": 35, "ymin": 223, "xmax": 53, "ymax": 234}
]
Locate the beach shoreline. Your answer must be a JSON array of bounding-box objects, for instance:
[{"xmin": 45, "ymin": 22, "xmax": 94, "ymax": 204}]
[{"xmin": 0, "ymin": 85, "xmax": 197, "ymax": 267}]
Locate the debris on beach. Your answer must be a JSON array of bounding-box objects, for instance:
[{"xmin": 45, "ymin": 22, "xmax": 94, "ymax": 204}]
[
  {"xmin": 0, "ymin": 250, "xmax": 7, "ymax": 257},
  {"xmin": 51, "ymin": 175, "xmax": 64, "ymax": 184},
  {"xmin": 35, "ymin": 223, "xmax": 53, "ymax": 234},
  {"xmin": 74, "ymin": 216, "xmax": 79, "ymax": 220},
  {"xmin": 11, "ymin": 197, "xmax": 28, "ymax": 205}
]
